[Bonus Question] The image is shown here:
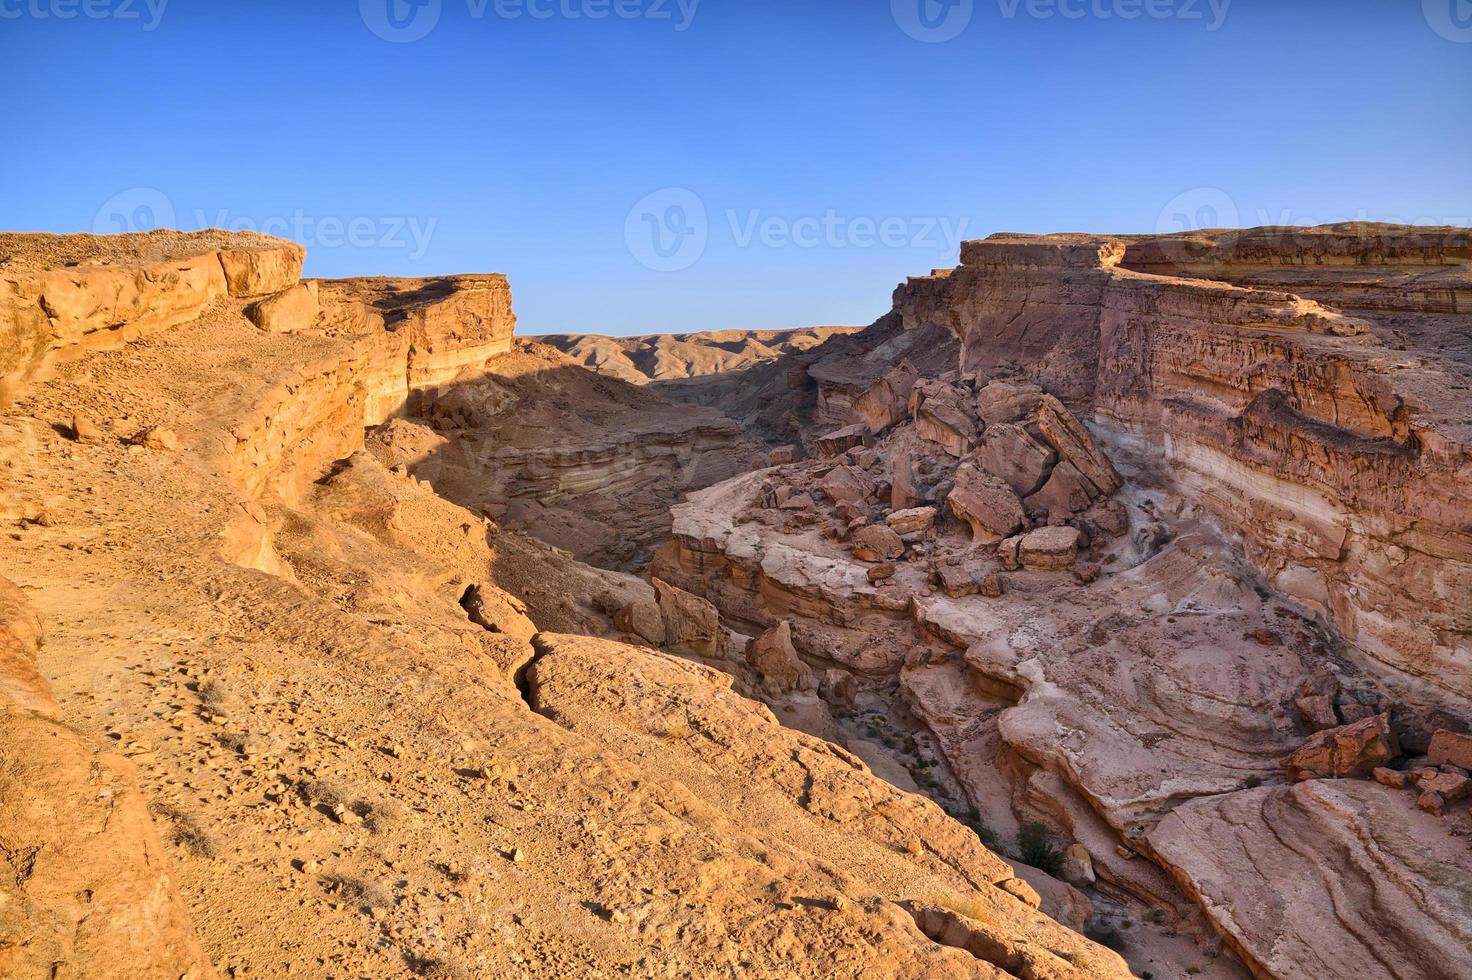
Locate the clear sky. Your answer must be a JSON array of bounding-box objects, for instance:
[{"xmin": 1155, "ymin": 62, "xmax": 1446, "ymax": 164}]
[{"xmin": 3, "ymin": 0, "xmax": 1469, "ymax": 334}]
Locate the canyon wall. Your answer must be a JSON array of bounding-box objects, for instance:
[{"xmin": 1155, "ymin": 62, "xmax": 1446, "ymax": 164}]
[
  {"xmin": 0, "ymin": 230, "xmax": 303, "ymax": 404},
  {"xmin": 1, "ymin": 229, "xmax": 1131, "ymax": 978},
  {"xmin": 897, "ymin": 227, "xmax": 1472, "ymax": 712},
  {"xmin": 653, "ymin": 223, "xmax": 1472, "ymax": 979}
]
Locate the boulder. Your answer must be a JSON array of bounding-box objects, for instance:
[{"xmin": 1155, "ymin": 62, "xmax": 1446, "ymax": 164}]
[
  {"xmin": 1023, "ymin": 460, "xmax": 1097, "ymax": 522},
  {"xmin": 818, "ymin": 465, "xmax": 875, "ymax": 506},
  {"xmin": 974, "ymin": 423, "xmax": 1055, "ymax": 497},
  {"xmin": 979, "ymin": 572, "xmax": 1004, "ymax": 598},
  {"xmin": 995, "ymin": 877, "xmax": 1041, "ymax": 910},
  {"xmin": 70, "ymin": 414, "xmax": 102, "ymax": 444},
  {"xmin": 1284, "ymin": 714, "xmax": 1399, "ymax": 781},
  {"xmin": 652, "ymin": 578, "xmax": 721, "ymax": 657},
  {"xmin": 217, "ymin": 241, "xmax": 305, "ymax": 297},
  {"xmin": 819, "ymin": 667, "xmax": 857, "ymax": 707},
  {"xmin": 974, "ymin": 379, "xmax": 1044, "ymax": 425},
  {"xmin": 851, "ymin": 525, "xmax": 904, "ymax": 563},
  {"xmin": 613, "ymin": 599, "xmax": 664, "ymax": 647},
  {"xmin": 946, "ymin": 464, "xmax": 1024, "ymax": 544},
  {"xmin": 995, "ymin": 535, "xmax": 1024, "ymax": 571},
  {"xmin": 1295, "ymin": 693, "xmax": 1341, "ymax": 732},
  {"xmin": 1418, "ymin": 770, "xmax": 1470, "ymax": 803},
  {"xmin": 1372, "ymin": 767, "xmax": 1409, "ymax": 789},
  {"xmin": 889, "ymin": 450, "xmax": 922, "ymax": 510},
  {"xmin": 1018, "ymin": 526, "xmax": 1081, "ymax": 571},
  {"xmin": 1429, "ymin": 729, "xmax": 1472, "ymax": 770},
  {"xmin": 247, "ymin": 282, "xmax": 319, "ymax": 334},
  {"xmin": 767, "ymin": 445, "xmax": 797, "ymax": 465},
  {"xmin": 815, "ymin": 424, "xmax": 867, "ymax": 458},
  {"xmin": 1060, "ymin": 843, "xmax": 1096, "ymax": 887},
  {"xmin": 852, "ymin": 361, "xmax": 918, "ymax": 435},
  {"xmin": 1035, "ymin": 395, "xmax": 1121, "ymax": 496},
  {"xmin": 129, "ymin": 426, "xmax": 179, "ymax": 451},
  {"xmin": 745, "ymin": 621, "xmax": 811, "ymax": 693},
  {"xmin": 910, "ymin": 381, "xmax": 977, "ymax": 458},
  {"xmin": 936, "ymin": 564, "xmax": 978, "ymax": 599},
  {"xmin": 885, "ymin": 506, "xmax": 936, "ymax": 537},
  {"xmin": 866, "ymin": 563, "xmax": 896, "ymax": 584},
  {"xmin": 775, "ymin": 487, "xmax": 816, "ymax": 511}
]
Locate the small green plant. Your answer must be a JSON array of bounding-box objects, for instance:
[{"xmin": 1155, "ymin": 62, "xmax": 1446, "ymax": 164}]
[
  {"xmin": 1245, "ymin": 774, "xmax": 1264, "ymax": 788},
  {"xmin": 1144, "ymin": 908, "xmax": 1166, "ymax": 925},
  {"xmin": 1018, "ymin": 821, "xmax": 1063, "ymax": 876}
]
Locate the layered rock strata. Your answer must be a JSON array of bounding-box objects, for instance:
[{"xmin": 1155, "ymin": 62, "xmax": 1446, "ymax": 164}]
[
  {"xmin": 655, "ymin": 223, "xmax": 1472, "ymax": 979},
  {"xmin": 0, "ymin": 230, "xmax": 1123, "ymax": 978},
  {"xmin": 896, "ymin": 227, "xmax": 1472, "ymax": 712}
]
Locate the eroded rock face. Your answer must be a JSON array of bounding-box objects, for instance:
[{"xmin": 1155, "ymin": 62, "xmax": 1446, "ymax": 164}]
[
  {"xmin": 899, "ymin": 225, "xmax": 1472, "ymax": 711},
  {"xmin": 537, "ymin": 326, "xmax": 858, "ymax": 384},
  {"xmin": 1, "ymin": 230, "xmax": 1127, "ymax": 977},
  {"xmin": 1148, "ymin": 780, "xmax": 1472, "ymax": 980},
  {"xmin": 364, "ymin": 339, "xmax": 759, "ymax": 570},
  {"xmin": 0, "ymin": 230, "xmax": 303, "ymax": 403},
  {"xmin": 656, "ymin": 222, "xmax": 1472, "ymax": 980},
  {"xmin": 11, "ymin": 222, "xmax": 1472, "ymax": 980}
]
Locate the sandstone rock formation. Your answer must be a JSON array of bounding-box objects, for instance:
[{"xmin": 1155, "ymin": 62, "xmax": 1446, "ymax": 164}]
[
  {"xmin": 898, "ymin": 226, "xmax": 1472, "ymax": 713},
  {"xmin": 0, "ymin": 229, "xmax": 1133, "ymax": 978},
  {"xmin": 1148, "ymin": 780, "xmax": 1472, "ymax": 980},
  {"xmin": 6, "ymin": 222, "xmax": 1472, "ymax": 980},
  {"xmin": 651, "ymin": 223, "xmax": 1472, "ymax": 979},
  {"xmin": 0, "ymin": 230, "xmax": 301, "ymax": 403}
]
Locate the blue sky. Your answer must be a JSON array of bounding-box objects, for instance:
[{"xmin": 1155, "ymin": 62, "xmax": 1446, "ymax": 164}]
[{"xmin": 3, "ymin": 0, "xmax": 1469, "ymax": 334}]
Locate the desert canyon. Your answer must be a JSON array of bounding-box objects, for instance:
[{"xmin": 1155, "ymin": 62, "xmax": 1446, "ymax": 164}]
[{"xmin": 3, "ymin": 221, "xmax": 1472, "ymax": 980}]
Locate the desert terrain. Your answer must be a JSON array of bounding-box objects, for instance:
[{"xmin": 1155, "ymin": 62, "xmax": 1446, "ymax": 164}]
[{"xmin": 2, "ymin": 222, "xmax": 1470, "ymax": 980}]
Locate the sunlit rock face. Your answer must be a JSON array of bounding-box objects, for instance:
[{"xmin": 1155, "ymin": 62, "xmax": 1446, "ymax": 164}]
[{"xmin": 897, "ymin": 225, "xmax": 1472, "ymax": 710}]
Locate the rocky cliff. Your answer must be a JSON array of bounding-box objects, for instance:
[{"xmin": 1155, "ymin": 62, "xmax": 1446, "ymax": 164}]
[
  {"xmin": 897, "ymin": 226, "xmax": 1472, "ymax": 712},
  {"xmin": 0, "ymin": 230, "xmax": 1126, "ymax": 978},
  {"xmin": 651, "ymin": 223, "xmax": 1472, "ymax": 980}
]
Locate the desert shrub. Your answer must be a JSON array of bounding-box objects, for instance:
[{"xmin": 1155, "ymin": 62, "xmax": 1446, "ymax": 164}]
[
  {"xmin": 357, "ymin": 796, "xmax": 408, "ymax": 834},
  {"xmin": 322, "ymin": 873, "xmax": 392, "ymax": 912},
  {"xmin": 1018, "ymin": 821, "xmax": 1063, "ymax": 875},
  {"xmin": 149, "ymin": 801, "xmax": 219, "ymax": 859}
]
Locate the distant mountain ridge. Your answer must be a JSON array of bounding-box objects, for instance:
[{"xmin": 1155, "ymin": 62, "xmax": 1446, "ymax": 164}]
[{"xmin": 535, "ymin": 326, "xmax": 860, "ymax": 383}]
